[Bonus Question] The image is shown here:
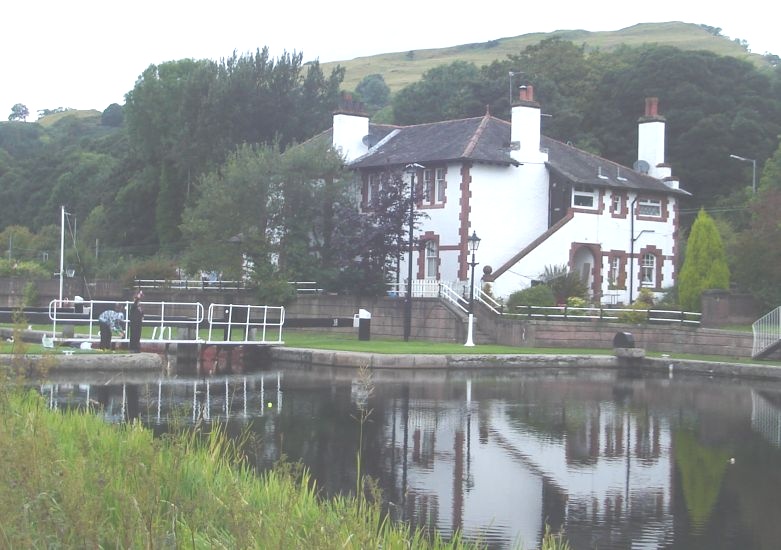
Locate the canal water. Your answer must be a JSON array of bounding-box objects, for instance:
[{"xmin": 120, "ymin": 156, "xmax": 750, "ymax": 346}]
[{"xmin": 39, "ymin": 364, "xmax": 781, "ymax": 550}]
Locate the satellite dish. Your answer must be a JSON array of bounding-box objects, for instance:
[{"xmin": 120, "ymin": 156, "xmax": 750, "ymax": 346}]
[
  {"xmin": 362, "ymin": 134, "xmax": 379, "ymax": 148},
  {"xmin": 633, "ymin": 160, "xmax": 650, "ymax": 174}
]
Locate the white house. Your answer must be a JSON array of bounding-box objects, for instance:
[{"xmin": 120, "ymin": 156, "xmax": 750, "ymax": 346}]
[{"xmin": 331, "ymin": 88, "xmax": 688, "ymax": 304}]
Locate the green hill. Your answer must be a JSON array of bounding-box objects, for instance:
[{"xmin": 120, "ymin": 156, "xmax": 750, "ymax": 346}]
[{"xmin": 321, "ymin": 22, "xmax": 770, "ymax": 93}]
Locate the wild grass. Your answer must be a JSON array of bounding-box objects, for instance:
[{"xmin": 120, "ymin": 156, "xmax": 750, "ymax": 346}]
[{"xmin": 0, "ymin": 388, "xmax": 478, "ymax": 549}]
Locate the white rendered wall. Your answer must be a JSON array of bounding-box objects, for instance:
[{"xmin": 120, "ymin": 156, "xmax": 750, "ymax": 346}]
[
  {"xmin": 332, "ymin": 113, "xmax": 368, "ymax": 163},
  {"xmin": 638, "ymin": 120, "xmax": 665, "ymax": 178},
  {"xmin": 492, "ymin": 190, "xmax": 678, "ymax": 303}
]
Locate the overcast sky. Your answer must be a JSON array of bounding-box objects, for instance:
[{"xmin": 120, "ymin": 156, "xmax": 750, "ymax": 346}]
[{"xmin": 4, "ymin": 0, "xmax": 778, "ymax": 121}]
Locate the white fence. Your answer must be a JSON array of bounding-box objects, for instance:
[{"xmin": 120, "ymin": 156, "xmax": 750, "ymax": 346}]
[
  {"xmin": 48, "ymin": 299, "xmax": 283, "ymax": 345},
  {"xmin": 752, "ymin": 306, "xmax": 781, "ymax": 358}
]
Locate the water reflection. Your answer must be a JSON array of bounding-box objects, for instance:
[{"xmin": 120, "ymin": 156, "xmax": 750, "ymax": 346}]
[{"xmin": 37, "ymin": 367, "xmax": 781, "ymax": 550}]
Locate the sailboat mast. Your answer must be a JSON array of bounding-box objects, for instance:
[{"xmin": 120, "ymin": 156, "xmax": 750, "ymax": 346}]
[{"xmin": 59, "ymin": 205, "xmax": 65, "ymax": 304}]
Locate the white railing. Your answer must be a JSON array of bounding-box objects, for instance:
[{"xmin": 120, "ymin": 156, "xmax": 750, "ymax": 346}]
[
  {"xmin": 386, "ymin": 279, "xmax": 448, "ymax": 298},
  {"xmin": 135, "ymin": 278, "xmax": 248, "ymax": 290},
  {"xmin": 49, "ymin": 299, "xmax": 205, "ymax": 344},
  {"xmin": 506, "ymin": 305, "xmax": 701, "ymax": 325},
  {"xmin": 753, "ymin": 306, "xmax": 781, "ymax": 358},
  {"xmin": 206, "ymin": 303, "xmax": 285, "ymax": 345}
]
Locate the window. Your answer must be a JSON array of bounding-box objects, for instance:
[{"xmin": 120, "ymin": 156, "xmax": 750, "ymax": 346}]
[
  {"xmin": 422, "ymin": 168, "xmax": 446, "ymax": 205},
  {"xmin": 611, "ymin": 193, "xmax": 623, "ymax": 214},
  {"xmin": 609, "ymin": 256, "xmax": 620, "ymax": 287},
  {"xmin": 366, "ymin": 173, "xmax": 380, "ymax": 207},
  {"xmin": 424, "ymin": 240, "xmax": 438, "ymax": 279},
  {"xmin": 435, "ymin": 168, "xmax": 446, "ymax": 203},
  {"xmin": 641, "ymin": 253, "xmax": 656, "ymax": 286},
  {"xmin": 637, "ymin": 198, "xmax": 661, "ymax": 217},
  {"xmin": 572, "ymin": 185, "xmax": 597, "ymax": 208}
]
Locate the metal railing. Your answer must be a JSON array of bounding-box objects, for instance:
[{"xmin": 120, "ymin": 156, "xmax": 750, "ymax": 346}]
[
  {"xmin": 753, "ymin": 306, "xmax": 781, "ymax": 358},
  {"xmin": 134, "ymin": 278, "xmax": 248, "ymax": 290},
  {"xmin": 206, "ymin": 303, "xmax": 285, "ymax": 345},
  {"xmin": 506, "ymin": 305, "xmax": 701, "ymax": 325},
  {"xmin": 48, "ymin": 299, "xmax": 206, "ymax": 344}
]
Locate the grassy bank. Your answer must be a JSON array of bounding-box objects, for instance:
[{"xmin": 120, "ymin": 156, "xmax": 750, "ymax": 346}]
[{"xmin": 0, "ymin": 388, "xmax": 481, "ymax": 549}]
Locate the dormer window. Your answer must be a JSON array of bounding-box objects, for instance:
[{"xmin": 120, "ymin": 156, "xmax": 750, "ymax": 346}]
[{"xmin": 572, "ymin": 185, "xmax": 597, "ymax": 209}]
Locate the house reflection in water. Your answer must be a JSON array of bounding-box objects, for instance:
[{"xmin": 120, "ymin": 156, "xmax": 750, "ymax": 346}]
[{"xmin": 36, "ymin": 369, "xmax": 781, "ymax": 549}]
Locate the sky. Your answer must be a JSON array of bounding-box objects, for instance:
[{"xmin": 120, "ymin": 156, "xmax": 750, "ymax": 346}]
[{"xmin": 4, "ymin": 0, "xmax": 778, "ymax": 121}]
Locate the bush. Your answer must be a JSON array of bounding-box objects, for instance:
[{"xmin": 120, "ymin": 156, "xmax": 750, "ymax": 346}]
[
  {"xmin": 0, "ymin": 259, "xmax": 49, "ymax": 279},
  {"xmin": 507, "ymin": 285, "xmax": 555, "ymax": 312}
]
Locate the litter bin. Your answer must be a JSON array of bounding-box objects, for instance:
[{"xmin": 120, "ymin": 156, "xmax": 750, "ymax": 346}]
[
  {"xmin": 613, "ymin": 331, "xmax": 635, "ymax": 348},
  {"xmin": 356, "ymin": 309, "xmax": 371, "ymax": 341}
]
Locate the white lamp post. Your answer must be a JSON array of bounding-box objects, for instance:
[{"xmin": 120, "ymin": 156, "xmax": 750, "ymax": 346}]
[
  {"xmin": 464, "ymin": 230, "xmax": 481, "ymax": 347},
  {"xmin": 730, "ymin": 154, "xmax": 757, "ymax": 194}
]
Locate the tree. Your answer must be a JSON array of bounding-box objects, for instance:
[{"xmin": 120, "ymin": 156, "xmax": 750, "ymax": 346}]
[
  {"xmin": 8, "ymin": 103, "xmax": 29, "ymax": 122},
  {"xmin": 678, "ymin": 209, "xmax": 730, "ymax": 311},
  {"xmin": 101, "ymin": 103, "xmax": 124, "ymax": 127},
  {"xmin": 355, "ymin": 74, "xmax": 390, "ymax": 113},
  {"xmin": 730, "ymin": 187, "xmax": 781, "ymax": 310}
]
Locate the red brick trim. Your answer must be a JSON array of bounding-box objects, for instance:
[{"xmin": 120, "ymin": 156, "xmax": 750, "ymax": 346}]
[
  {"xmin": 634, "ymin": 195, "xmax": 669, "ymax": 223},
  {"xmin": 610, "ymin": 190, "xmax": 629, "ymax": 219},
  {"xmin": 458, "ymin": 163, "xmax": 472, "ymax": 280},
  {"xmin": 569, "ymin": 242, "xmax": 602, "ymax": 301}
]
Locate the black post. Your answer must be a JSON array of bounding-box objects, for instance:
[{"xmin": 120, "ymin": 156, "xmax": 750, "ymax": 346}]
[{"xmin": 404, "ymin": 165, "xmax": 421, "ymax": 341}]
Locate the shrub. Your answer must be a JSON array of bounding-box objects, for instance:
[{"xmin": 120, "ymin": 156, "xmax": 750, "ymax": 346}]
[{"xmin": 507, "ymin": 285, "xmax": 555, "ymax": 312}]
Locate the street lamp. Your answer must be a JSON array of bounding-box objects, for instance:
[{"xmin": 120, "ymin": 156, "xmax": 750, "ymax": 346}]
[
  {"xmin": 730, "ymin": 154, "xmax": 757, "ymax": 194},
  {"xmin": 464, "ymin": 230, "xmax": 481, "ymax": 347},
  {"xmin": 404, "ymin": 163, "xmax": 424, "ymax": 341}
]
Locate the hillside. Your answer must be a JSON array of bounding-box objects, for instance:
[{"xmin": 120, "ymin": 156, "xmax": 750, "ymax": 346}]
[{"xmin": 321, "ymin": 22, "xmax": 770, "ymax": 93}]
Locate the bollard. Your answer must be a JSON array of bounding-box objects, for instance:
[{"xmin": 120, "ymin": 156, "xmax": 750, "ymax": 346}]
[{"xmin": 357, "ymin": 309, "xmax": 371, "ymax": 341}]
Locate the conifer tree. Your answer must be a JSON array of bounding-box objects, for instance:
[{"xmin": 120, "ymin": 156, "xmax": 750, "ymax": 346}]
[{"xmin": 678, "ymin": 209, "xmax": 730, "ymax": 311}]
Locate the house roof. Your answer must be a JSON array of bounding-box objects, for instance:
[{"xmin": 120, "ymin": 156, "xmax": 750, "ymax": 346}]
[
  {"xmin": 343, "ymin": 113, "xmax": 689, "ymax": 197},
  {"xmin": 349, "ymin": 115, "xmax": 519, "ymax": 168}
]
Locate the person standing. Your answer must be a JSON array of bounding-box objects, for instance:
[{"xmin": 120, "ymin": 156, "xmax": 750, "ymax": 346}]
[
  {"xmin": 98, "ymin": 303, "xmax": 125, "ymax": 350},
  {"xmin": 128, "ymin": 291, "xmax": 144, "ymax": 352}
]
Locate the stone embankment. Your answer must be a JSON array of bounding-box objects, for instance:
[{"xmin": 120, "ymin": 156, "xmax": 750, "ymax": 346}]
[{"xmin": 271, "ymin": 347, "xmax": 781, "ymax": 380}]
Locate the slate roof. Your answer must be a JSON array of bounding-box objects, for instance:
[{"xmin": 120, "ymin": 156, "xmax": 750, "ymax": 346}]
[
  {"xmin": 349, "ymin": 115, "xmax": 519, "ymax": 168},
  {"xmin": 345, "ymin": 113, "xmax": 689, "ymax": 197}
]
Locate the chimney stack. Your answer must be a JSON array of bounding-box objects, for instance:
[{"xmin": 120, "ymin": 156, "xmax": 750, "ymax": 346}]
[
  {"xmin": 645, "ymin": 97, "xmax": 659, "ymax": 117},
  {"xmin": 518, "ymin": 85, "xmax": 534, "ymax": 103}
]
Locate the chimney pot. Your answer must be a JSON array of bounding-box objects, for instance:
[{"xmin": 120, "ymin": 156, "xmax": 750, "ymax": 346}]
[
  {"xmin": 519, "ymin": 84, "xmax": 534, "ymax": 102},
  {"xmin": 645, "ymin": 97, "xmax": 659, "ymax": 117}
]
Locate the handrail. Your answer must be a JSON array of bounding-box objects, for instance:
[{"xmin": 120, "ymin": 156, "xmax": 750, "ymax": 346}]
[
  {"xmin": 505, "ymin": 304, "xmax": 701, "ymax": 325},
  {"xmin": 753, "ymin": 306, "xmax": 781, "ymax": 358}
]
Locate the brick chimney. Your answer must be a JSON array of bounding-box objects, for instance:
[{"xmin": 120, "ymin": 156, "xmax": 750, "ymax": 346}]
[{"xmin": 332, "ymin": 92, "xmax": 369, "ymax": 163}]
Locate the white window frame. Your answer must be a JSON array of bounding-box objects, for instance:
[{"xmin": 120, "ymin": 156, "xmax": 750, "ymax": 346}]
[
  {"xmin": 637, "ymin": 198, "xmax": 662, "ymax": 217},
  {"xmin": 424, "ymin": 240, "xmax": 438, "ymax": 279},
  {"xmin": 572, "ymin": 185, "xmax": 597, "ymax": 209},
  {"xmin": 435, "ymin": 168, "xmax": 446, "ymax": 203},
  {"xmin": 640, "ymin": 253, "xmax": 656, "ymax": 287},
  {"xmin": 611, "ymin": 193, "xmax": 623, "ymax": 214},
  {"xmin": 422, "ymin": 168, "xmax": 446, "ymax": 205},
  {"xmin": 609, "ymin": 256, "xmax": 620, "ymax": 286},
  {"xmin": 367, "ymin": 173, "xmax": 379, "ymax": 207}
]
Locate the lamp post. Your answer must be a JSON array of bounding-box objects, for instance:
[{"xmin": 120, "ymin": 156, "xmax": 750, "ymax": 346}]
[
  {"xmin": 404, "ymin": 163, "xmax": 424, "ymax": 341},
  {"xmin": 629, "ymin": 228, "xmax": 655, "ymax": 304},
  {"xmin": 729, "ymin": 154, "xmax": 757, "ymax": 194},
  {"xmin": 464, "ymin": 230, "xmax": 481, "ymax": 347}
]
